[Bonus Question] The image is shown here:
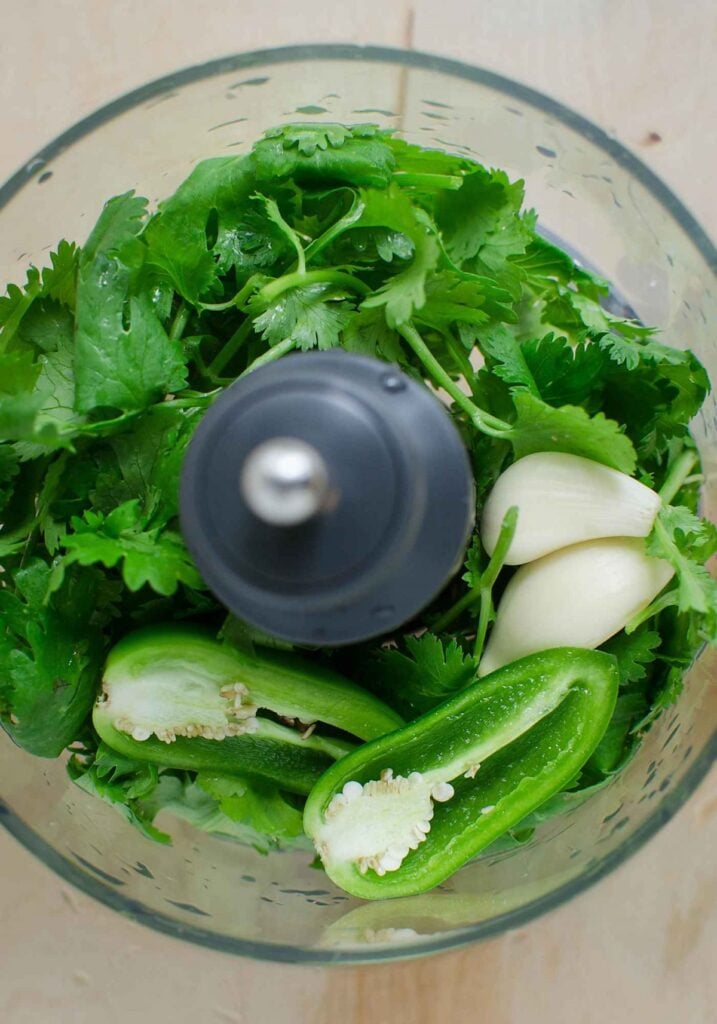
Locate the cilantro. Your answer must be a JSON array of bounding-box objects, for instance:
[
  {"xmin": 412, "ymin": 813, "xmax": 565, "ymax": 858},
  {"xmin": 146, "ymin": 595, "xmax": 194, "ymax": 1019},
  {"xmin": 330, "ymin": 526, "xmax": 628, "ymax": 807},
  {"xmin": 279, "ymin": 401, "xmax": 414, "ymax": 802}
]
[
  {"xmin": 358, "ymin": 633, "xmax": 478, "ymax": 720},
  {"xmin": 521, "ymin": 333, "xmax": 606, "ymax": 407},
  {"xmin": 601, "ymin": 628, "xmax": 661, "ymax": 687},
  {"xmin": 133, "ymin": 773, "xmax": 311, "ymax": 852},
  {"xmin": 92, "ymin": 405, "xmax": 202, "ymax": 526},
  {"xmin": 583, "ymin": 627, "xmax": 662, "ymax": 775},
  {"xmin": 508, "ymin": 391, "xmax": 637, "ymax": 474},
  {"xmin": 74, "ymin": 195, "xmax": 188, "ymax": 413},
  {"xmin": 342, "ymin": 307, "xmax": 404, "ymax": 363},
  {"xmin": 357, "ymin": 186, "xmax": 440, "ymax": 326},
  {"xmin": 416, "ymin": 273, "xmax": 515, "ymax": 340},
  {"xmin": 479, "ymin": 325, "xmax": 539, "ymax": 394},
  {"xmin": 253, "ymin": 283, "xmax": 355, "ymax": 352},
  {"xmin": 197, "ymin": 773, "xmax": 304, "ymax": 844},
  {"xmin": 387, "ymin": 136, "xmax": 472, "ymax": 178},
  {"xmin": 633, "ymin": 665, "xmax": 685, "ymax": 733},
  {"xmin": 0, "ymin": 560, "xmax": 109, "ymax": 757},
  {"xmin": 0, "ymin": 267, "xmax": 43, "ymax": 346},
  {"xmin": 0, "ymin": 445, "xmax": 20, "ymax": 515},
  {"xmin": 461, "ymin": 533, "xmax": 486, "ymax": 591},
  {"xmin": 213, "ymin": 197, "xmax": 293, "ymax": 277},
  {"xmin": 144, "ymin": 157, "xmax": 255, "ymax": 301},
  {"xmin": 586, "ymin": 691, "xmax": 649, "ymax": 776},
  {"xmin": 68, "ymin": 742, "xmax": 171, "ymax": 844},
  {"xmin": 252, "ymin": 123, "xmax": 396, "ymax": 188},
  {"xmin": 434, "ymin": 166, "xmax": 528, "ymax": 266},
  {"xmin": 646, "ymin": 505, "xmax": 717, "ymax": 642},
  {"xmin": 40, "ymin": 240, "xmax": 79, "ymax": 308},
  {"xmin": 56, "ymin": 499, "xmax": 203, "ymax": 597}
]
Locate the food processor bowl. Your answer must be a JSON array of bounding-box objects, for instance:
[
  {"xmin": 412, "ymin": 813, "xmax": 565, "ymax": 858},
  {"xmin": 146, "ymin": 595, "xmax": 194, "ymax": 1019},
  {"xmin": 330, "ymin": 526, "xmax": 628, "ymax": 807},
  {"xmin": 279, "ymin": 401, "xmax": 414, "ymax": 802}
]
[{"xmin": 1, "ymin": 45, "xmax": 715, "ymax": 963}]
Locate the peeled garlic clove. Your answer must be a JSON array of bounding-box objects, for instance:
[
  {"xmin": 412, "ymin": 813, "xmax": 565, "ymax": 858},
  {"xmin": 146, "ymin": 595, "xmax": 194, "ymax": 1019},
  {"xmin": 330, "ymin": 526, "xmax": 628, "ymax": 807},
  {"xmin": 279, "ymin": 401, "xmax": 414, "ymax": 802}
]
[
  {"xmin": 481, "ymin": 452, "xmax": 661, "ymax": 565},
  {"xmin": 478, "ymin": 537, "xmax": 674, "ymax": 676}
]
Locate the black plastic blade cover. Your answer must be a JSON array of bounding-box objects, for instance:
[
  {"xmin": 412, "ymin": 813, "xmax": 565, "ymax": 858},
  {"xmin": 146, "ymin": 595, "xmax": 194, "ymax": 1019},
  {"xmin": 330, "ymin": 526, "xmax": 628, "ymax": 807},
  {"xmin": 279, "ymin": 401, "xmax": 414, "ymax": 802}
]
[{"xmin": 180, "ymin": 351, "xmax": 474, "ymax": 646}]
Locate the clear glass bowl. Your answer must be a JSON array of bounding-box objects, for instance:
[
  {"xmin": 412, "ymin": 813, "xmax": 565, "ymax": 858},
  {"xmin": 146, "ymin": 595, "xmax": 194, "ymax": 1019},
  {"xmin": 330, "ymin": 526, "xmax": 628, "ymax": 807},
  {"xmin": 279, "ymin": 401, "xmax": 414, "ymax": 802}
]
[{"xmin": 1, "ymin": 45, "xmax": 715, "ymax": 964}]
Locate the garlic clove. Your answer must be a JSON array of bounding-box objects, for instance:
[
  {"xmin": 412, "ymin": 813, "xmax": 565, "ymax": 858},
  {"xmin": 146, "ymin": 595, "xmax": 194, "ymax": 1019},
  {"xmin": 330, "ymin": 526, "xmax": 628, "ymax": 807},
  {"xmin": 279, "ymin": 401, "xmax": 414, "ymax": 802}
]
[
  {"xmin": 481, "ymin": 452, "xmax": 661, "ymax": 565},
  {"xmin": 478, "ymin": 537, "xmax": 674, "ymax": 676}
]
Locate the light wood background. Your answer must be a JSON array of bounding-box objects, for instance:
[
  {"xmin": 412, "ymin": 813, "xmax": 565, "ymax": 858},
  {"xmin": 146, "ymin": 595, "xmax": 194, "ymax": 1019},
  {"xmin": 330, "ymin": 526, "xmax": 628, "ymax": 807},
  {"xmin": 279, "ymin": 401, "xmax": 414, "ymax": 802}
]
[{"xmin": 1, "ymin": 3, "xmax": 715, "ymax": 1022}]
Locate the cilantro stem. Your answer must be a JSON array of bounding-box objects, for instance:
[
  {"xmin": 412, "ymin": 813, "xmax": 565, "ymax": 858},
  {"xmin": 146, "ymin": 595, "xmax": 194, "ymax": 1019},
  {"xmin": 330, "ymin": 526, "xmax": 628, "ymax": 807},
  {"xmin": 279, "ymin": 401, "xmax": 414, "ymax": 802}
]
[
  {"xmin": 254, "ymin": 193, "xmax": 306, "ymax": 274},
  {"xmin": 658, "ymin": 449, "xmax": 698, "ymax": 504},
  {"xmin": 431, "ymin": 589, "xmax": 478, "ymax": 633},
  {"xmin": 474, "ymin": 510, "xmax": 518, "ymax": 660},
  {"xmin": 625, "ymin": 588, "xmax": 679, "ymax": 633},
  {"xmin": 161, "ymin": 392, "xmax": 220, "ymax": 409},
  {"xmin": 169, "ymin": 301, "xmax": 190, "ymax": 342},
  {"xmin": 432, "ymin": 508, "xmax": 518, "ymax": 634},
  {"xmin": 240, "ymin": 337, "xmax": 296, "ymax": 377},
  {"xmin": 392, "ymin": 172, "xmax": 464, "ymax": 191},
  {"xmin": 482, "ymin": 508, "xmax": 519, "ymax": 591},
  {"xmin": 398, "ymin": 323, "xmax": 510, "ymax": 437},
  {"xmin": 258, "ymin": 268, "xmax": 370, "ymax": 304},
  {"xmin": 200, "ymin": 275, "xmax": 262, "ymax": 312},
  {"xmin": 445, "ymin": 334, "xmax": 478, "ymax": 392},
  {"xmin": 304, "ymin": 196, "xmax": 365, "ymax": 265},
  {"xmin": 207, "ymin": 317, "xmax": 254, "ymax": 377},
  {"xmin": 473, "ymin": 592, "xmax": 494, "ymax": 662}
]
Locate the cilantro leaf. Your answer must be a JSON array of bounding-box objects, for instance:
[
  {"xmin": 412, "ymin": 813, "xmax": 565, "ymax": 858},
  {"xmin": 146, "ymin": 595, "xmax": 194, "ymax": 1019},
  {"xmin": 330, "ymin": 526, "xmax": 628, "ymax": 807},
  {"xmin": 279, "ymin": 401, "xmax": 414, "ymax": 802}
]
[
  {"xmin": 358, "ymin": 633, "xmax": 478, "ymax": 719},
  {"xmin": 0, "ymin": 335, "xmax": 83, "ymax": 450},
  {"xmin": 133, "ymin": 773, "xmax": 310, "ymax": 852},
  {"xmin": 0, "ymin": 560, "xmax": 107, "ymax": 757},
  {"xmin": 375, "ymin": 229, "xmax": 415, "ymax": 262},
  {"xmin": 510, "ymin": 234, "xmax": 575, "ymax": 285},
  {"xmin": 197, "ymin": 773, "xmax": 304, "ymax": 843},
  {"xmin": 40, "ymin": 240, "xmax": 79, "ymax": 308},
  {"xmin": 568, "ymin": 291, "xmax": 655, "ymax": 347},
  {"xmin": 434, "ymin": 167, "xmax": 533, "ymax": 297},
  {"xmin": 68, "ymin": 742, "xmax": 171, "ymax": 844},
  {"xmin": 585, "ymin": 627, "xmax": 661, "ymax": 776},
  {"xmin": 0, "ymin": 266, "xmax": 42, "ymax": 345},
  {"xmin": 358, "ymin": 187, "xmax": 440, "ymax": 326},
  {"xmin": 522, "ymin": 333, "xmax": 607, "ymax": 407},
  {"xmin": 253, "ymin": 283, "xmax": 354, "ymax": 351},
  {"xmin": 585, "ymin": 690, "xmax": 649, "ymax": 775},
  {"xmin": 416, "ymin": 273, "xmax": 515, "ymax": 341},
  {"xmin": 213, "ymin": 197, "xmax": 293, "ymax": 277},
  {"xmin": 83, "ymin": 192, "xmax": 148, "ymax": 263},
  {"xmin": 646, "ymin": 505, "xmax": 717, "ymax": 641},
  {"xmin": 74, "ymin": 192, "xmax": 189, "ymax": 416},
  {"xmin": 16, "ymin": 298, "xmax": 74, "ymax": 354},
  {"xmin": 144, "ymin": 156, "xmax": 255, "ymax": 301},
  {"xmin": 57, "ymin": 499, "xmax": 203, "ymax": 596},
  {"xmin": 75, "ymin": 282, "xmax": 186, "ymax": 414},
  {"xmin": 0, "ymin": 242, "xmax": 78, "ymax": 353},
  {"xmin": 633, "ymin": 665, "xmax": 685, "ymax": 733},
  {"xmin": 75, "ymin": 190, "xmax": 189, "ymax": 414},
  {"xmin": 601, "ymin": 628, "xmax": 661, "ymax": 687},
  {"xmin": 478, "ymin": 325, "xmax": 539, "ymax": 394},
  {"xmin": 252, "ymin": 123, "xmax": 396, "ymax": 189},
  {"xmin": 342, "ymin": 307, "xmax": 404, "ymax": 363},
  {"xmin": 508, "ymin": 390, "xmax": 638, "ymax": 473},
  {"xmin": 387, "ymin": 136, "xmax": 472, "ymax": 178},
  {"xmin": 461, "ymin": 533, "xmax": 486, "ymax": 590},
  {"xmin": 92, "ymin": 405, "xmax": 202, "ymax": 526}
]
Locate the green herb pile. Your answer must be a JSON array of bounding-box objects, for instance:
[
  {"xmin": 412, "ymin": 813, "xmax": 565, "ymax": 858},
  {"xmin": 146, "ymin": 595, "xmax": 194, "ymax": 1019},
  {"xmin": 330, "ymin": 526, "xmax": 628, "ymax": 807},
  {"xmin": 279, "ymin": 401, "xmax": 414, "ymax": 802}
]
[{"xmin": 0, "ymin": 123, "xmax": 714, "ymax": 858}]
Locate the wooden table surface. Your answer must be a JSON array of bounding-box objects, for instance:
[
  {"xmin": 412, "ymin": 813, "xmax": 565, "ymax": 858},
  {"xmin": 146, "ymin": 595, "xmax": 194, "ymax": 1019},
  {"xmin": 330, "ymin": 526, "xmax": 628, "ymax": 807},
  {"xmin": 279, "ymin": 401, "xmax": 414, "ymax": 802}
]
[{"xmin": 1, "ymin": 3, "xmax": 715, "ymax": 1022}]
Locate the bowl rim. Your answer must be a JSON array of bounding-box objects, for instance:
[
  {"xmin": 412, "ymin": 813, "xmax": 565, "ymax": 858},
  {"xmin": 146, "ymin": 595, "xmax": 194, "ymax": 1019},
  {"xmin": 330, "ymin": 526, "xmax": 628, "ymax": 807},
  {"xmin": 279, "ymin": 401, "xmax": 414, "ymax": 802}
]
[{"xmin": 1, "ymin": 42, "xmax": 715, "ymax": 965}]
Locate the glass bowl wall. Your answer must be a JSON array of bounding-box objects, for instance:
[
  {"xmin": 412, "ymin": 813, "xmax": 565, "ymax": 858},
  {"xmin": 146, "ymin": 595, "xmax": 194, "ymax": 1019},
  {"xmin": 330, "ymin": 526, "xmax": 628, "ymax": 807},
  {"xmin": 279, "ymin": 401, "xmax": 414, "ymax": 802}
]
[{"xmin": 1, "ymin": 45, "xmax": 715, "ymax": 963}]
